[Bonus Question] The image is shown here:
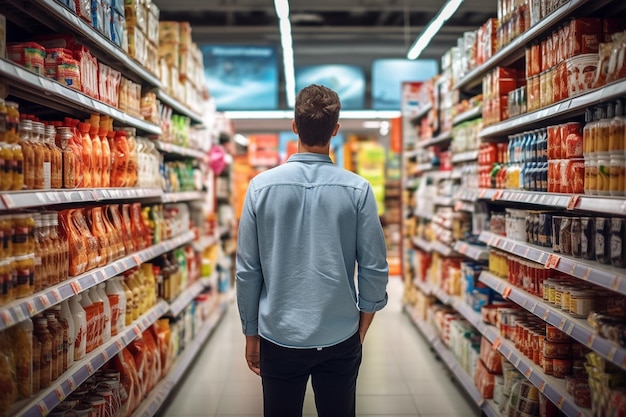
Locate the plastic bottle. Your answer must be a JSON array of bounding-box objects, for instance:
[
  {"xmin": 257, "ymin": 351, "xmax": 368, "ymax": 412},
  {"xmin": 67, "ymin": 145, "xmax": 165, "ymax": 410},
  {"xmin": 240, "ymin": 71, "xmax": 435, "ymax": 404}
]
[
  {"xmin": 88, "ymin": 287, "xmax": 105, "ymax": 348},
  {"xmin": 65, "ymin": 119, "xmax": 83, "ymax": 188},
  {"xmin": 120, "ymin": 275, "xmax": 135, "ymax": 325},
  {"xmin": 80, "ymin": 289, "xmax": 97, "ymax": 353},
  {"xmin": 69, "ymin": 295, "xmax": 87, "ymax": 361},
  {"xmin": 45, "ymin": 313, "xmax": 62, "ymax": 381},
  {"xmin": 111, "ymin": 130, "xmax": 129, "ymax": 187},
  {"xmin": 79, "ymin": 123, "xmax": 93, "ymax": 188},
  {"xmin": 60, "ymin": 300, "xmax": 75, "ymax": 369},
  {"xmin": 106, "ymin": 277, "xmax": 124, "ymax": 336},
  {"xmin": 123, "ymin": 128, "xmax": 138, "ymax": 187},
  {"xmin": 33, "ymin": 317, "xmax": 52, "ymax": 388},
  {"xmin": 19, "ymin": 119, "xmax": 35, "ymax": 189},
  {"xmin": 96, "ymin": 283, "xmax": 112, "ymax": 342},
  {"xmin": 52, "ymin": 306, "xmax": 69, "ymax": 374},
  {"xmin": 55, "ymin": 126, "xmax": 76, "ymax": 189},
  {"xmin": 6, "ymin": 102, "xmax": 24, "ymax": 190},
  {"xmin": 46, "ymin": 125, "xmax": 63, "ymax": 189}
]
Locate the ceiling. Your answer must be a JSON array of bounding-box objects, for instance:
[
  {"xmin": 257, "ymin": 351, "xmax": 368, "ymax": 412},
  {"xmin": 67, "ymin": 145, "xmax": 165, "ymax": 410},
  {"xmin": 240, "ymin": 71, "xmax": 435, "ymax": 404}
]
[{"xmin": 154, "ymin": 0, "xmax": 497, "ymax": 131}]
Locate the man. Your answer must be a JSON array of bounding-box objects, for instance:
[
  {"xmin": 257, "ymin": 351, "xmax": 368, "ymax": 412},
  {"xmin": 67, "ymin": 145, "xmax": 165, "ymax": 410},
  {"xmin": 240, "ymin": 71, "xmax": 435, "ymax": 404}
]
[{"xmin": 235, "ymin": 84, "xmax": 389, "ymax": 417}]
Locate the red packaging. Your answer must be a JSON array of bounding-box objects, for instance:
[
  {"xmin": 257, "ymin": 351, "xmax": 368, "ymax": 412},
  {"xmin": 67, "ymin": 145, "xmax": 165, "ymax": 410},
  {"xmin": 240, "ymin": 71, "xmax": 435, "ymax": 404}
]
[
  {"xmin": 562, "ymin": 122, "xmax": 584, "ymax": 158},
  {"xmin": 569, "ymin": 18, "xmax": 602, "ymax": 56},
  {"xmin": 548, "ymin": 160, "xmax": 560, "ymax": 192},
  {"xmin": 571, "ymin": 158, "xmax": 587, "ymax": 194}
]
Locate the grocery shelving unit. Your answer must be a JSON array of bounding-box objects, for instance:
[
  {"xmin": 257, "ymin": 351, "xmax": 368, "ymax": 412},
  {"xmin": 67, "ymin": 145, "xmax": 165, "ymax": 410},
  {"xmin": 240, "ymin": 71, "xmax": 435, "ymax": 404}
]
[{"xmin": 0, "ymin": 2, "xmax": 231, "ymax": 417}]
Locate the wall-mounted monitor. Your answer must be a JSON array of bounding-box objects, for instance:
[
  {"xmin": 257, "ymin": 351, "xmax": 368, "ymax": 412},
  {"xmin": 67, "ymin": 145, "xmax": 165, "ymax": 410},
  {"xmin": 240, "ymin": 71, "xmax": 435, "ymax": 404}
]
[
  {"xmin": 201, "ymin": 45, "xmax": 279, "ymax": 110},
  {"xmin": 371, "ymin": 59, "xmax": 438, "ymax": 110},
  {"xmin": 295, "ymin": 65, "xmax": 365, "ymax": 110}
]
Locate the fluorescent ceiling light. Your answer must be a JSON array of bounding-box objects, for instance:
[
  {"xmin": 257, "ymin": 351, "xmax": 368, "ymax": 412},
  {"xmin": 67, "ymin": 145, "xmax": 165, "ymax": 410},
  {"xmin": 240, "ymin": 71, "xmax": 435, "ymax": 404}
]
[
  {"xmin": 407, "ymin": 0, "xmax": 464, "ymax": 60},
  {"xmin": 223, "ymin": 110, "xmax": 401, "ymax": 120},
  {"xmin": 275, "ymin": 0, "xmax": 296, "ymax": 108}
]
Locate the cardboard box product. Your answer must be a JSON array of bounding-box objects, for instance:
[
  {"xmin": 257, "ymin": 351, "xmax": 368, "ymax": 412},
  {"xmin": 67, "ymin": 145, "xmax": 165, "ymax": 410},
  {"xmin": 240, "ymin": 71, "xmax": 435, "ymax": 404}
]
[
  {"xmin": 146, "ymin": 1, "xmax": 160, "ymax": 45},
  {"xmin": 158, "ymin": 42, "xmax": 179, "ymax": 67},
  {"xmin": 127, "ymin": 25, "xmax": 147, "ymax": 64},
  {"xmin": 146, "ymin": 43, "xmax": 158, "ymax": 76},
  {"xmin": 569, "ymin": 18, "xmax": 602, "ymax": 57},
  {"xmin": 159, "ymin": 21, "xmax": 180, "ymax": 44},
  {"xmin": 179, "ymin": 22, "xmax": 192, "ymax": 47},
  {"xmin": 110, "ymin": 10, "xmax": 126, "ymax": 49},
  {"xmin": 125, "ymin": 3, "xmax": 147, "ymax": 32}
]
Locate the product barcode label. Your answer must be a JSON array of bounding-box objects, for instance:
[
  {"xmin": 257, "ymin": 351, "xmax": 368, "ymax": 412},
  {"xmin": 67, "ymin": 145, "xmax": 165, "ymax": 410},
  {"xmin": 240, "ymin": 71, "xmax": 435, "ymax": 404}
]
[
  {"xmin": 67, "ymin": 376, "xmax": 76, "ymax": 390},
  {"xmin": 51, "ymin": 289, "xmax": 61, "ymax": 302},
  {"xmin": 70, "ymin": 281, "xmax": 82, "ymax": 294},
  {"xmin": 0, "ymin": 310, "xmax": 14, "ymax": 327},
  {"xmin": 39, "ymin": 295, "xmax": 51, "ymax": 308},
  {"xmin": 545, "ymin": 254, "xmax": 561, "ymax": 269},
  {"xmin": 539, "ymin": 381, "xmax": 546, "ymax": 393},
  {"xmin": 55, "ymin": 386, "xmax": 65, "ymax": 401},
  {"xmin": 37, "ymin": 401, "xmax": 49, "ymax": 416}
]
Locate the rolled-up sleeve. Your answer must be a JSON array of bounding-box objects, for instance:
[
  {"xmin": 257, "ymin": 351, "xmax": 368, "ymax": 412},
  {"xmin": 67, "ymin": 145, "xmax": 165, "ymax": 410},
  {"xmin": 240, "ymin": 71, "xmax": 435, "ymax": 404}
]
[
  {"xmin": 356, "ymin": 184, "xmax": 389, "ymax": 313},
  {"xmin": 235, "ymin": 182, "xmax": 263, "ymax": 336}
]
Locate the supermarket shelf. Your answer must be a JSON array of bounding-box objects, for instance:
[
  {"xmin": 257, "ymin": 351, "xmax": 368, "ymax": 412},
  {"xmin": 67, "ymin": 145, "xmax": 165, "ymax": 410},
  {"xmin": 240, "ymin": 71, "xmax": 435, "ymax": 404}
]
[
  {"xmin": 480, "ymin": 271, "xmax": 626, "ymax": 370},
  {"xmin": 0, "ymin": 59, "xmax": 161, "ymax": 136},
  {"xmin": 0, "ymin": 231, "xmax": 195, "ymax": 332},
  {"xmin": 415, "ymin": 162, "xmax": 435, "ymax": 173},
  {"xmin": 4, "ymin": 0, "xmax": 160, "ymax": 87},
  {"xmin": 412, "ymin": 278, "xmax": 453, "ymax": 305},
  {"xmin": 168, "ymin": 280, "xmax": 209, "ymax": 317},
  {"xmin": 433, "ymin": 196, "xmax": 454, "ymax": 206},
  {"xmin": 453, "ymin": 0, "xmax": 594, "ymax": 92},
  {"xmin": 193, "ymin": 234, "xmax": 219, "ymax": 252},
  {"xmin": 456, "ymin": 188, "xmax": 480, "ymax": 202},
  {"xmin": 408, "ymin": 103, "xmax": 433, "ymax": 125},
  {"xmin": 431, "ymin": 240, "xmax": 459, "ymax": 257},
  {"xmin": 453, "ymin": 106, "xmax": 483, "ymax": 126},
  {"xmin": 480, "ymin": 78, "xmax": 626, "ymax": 139},
  {"xmin": 11, "ymin": 300, "xmax": 169, "ymax": 417},
  {"xmin": 131, "ymin": 298, "xmax": 228, "ymax": 417},
  {"xmin": 153, "ymin": 141, "xmax": 207, "ymax": 160},
  {"xmin": 451, "ymin": 150, "xmax": 479, "ymax": 164},
  {"xmin": 478, "ymin": 231, "xmax": 626, "ymax": 296},
  {"xmin": 403, "ymin": 305, "xmax": 501, "ymax": 417},
  {"xmin": 417, "ymin": 131, "xmax": 453, "ymax": 149},
  {"xmin": 412, "ymin": 236, "xmax": 432, "ymax": 252},
  {"xmin": 453, "ymin": 241, "xmax": 490, "ymax": 261},
  {"xmin": 156, "ymin": 91, "xmax": 204, "ymax": 124},
  {"xmin": 454, "ymin": 200, "xmax": 476, "ymax": 213},
  {"xmin": 162, "ymin": 191, "xmax": 207, "ymax": 203},
  {"xmin": 493, "ymin": 332, "xmax": 591, "ymax": 417}
]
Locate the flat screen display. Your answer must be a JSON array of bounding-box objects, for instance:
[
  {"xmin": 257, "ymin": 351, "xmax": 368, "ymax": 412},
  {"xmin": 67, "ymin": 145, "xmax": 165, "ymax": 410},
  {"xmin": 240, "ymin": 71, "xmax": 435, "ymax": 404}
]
[
  {"xmin": 295, "ymin": 65, "xmax": 365, "ymax": 110},
  {"xmin": 371, "ymin": 59, "xmax": 438, "ymax": 110},
  {"xmin": 201, "ymin": 45, "xmax": 279, "ymax": 110}
]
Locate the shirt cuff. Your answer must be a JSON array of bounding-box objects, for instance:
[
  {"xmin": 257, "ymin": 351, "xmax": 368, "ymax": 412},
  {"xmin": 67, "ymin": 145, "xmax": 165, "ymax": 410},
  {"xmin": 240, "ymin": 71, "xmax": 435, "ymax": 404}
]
[
  {"xmin": 241, "ymin": 318, "xmax": 259, "ymax": 336},
  {"xmin": 358, "ymin": 293, "xmax": 388, "ymax": 313}
]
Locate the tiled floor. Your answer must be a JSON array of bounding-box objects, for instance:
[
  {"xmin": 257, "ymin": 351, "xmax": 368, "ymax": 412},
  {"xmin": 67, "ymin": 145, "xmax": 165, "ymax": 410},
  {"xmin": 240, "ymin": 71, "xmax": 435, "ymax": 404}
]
[{"xmin": 158, "ymin": 277, "xmax": 481, "ymax": 417}]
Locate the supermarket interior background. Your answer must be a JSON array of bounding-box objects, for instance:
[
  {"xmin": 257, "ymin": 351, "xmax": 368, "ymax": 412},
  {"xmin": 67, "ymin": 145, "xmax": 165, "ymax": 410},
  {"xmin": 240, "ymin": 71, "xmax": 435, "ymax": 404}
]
[{"xmin": 2, "ymin": 0, "xmax": 626, "ymax": 416}]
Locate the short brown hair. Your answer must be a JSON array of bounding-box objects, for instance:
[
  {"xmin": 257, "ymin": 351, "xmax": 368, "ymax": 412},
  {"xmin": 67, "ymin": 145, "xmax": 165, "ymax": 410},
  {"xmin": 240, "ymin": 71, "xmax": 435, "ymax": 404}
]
[{"xmin": 294, "ymin": 85, "xmax": 341, "ymax": 147}]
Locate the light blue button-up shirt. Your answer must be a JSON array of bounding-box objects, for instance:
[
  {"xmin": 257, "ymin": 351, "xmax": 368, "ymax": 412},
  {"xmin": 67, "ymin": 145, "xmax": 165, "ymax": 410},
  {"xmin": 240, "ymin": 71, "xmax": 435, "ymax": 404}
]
[{"xmin": 236, "ymin": 152, "xmax": 389, "ymax": 349}]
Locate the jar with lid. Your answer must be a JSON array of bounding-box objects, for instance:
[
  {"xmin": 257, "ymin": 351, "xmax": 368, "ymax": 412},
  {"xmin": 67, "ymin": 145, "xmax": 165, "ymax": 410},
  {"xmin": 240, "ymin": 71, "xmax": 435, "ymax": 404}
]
[
  {"xmin": 571, "ymin": 217, "xmax": 582, "ymax": 258},
  {"xmin": 610, "ymin": 154, "xmax": 626, "ymax": 196},
  {"xmin": 19, "ymin": 119, "xmax": 35, "ymax": 189},
  {"xmin": 0, "ymin": 215, "xmax": 12, "ymax": 260},
  {"xmin": 14, "ymin": 253, "xmax": 35, "ymax": 298},
  {"xmin": 12, "ymin": 213, "xmax": 35, "ymax": 256},
  {"xmin": 34, "ymin": 317, "xmax": 52, "ymax": 389},
  {"xmin": 52, "ymin": 307, "xmax": 69, "ymax": 374},
  {"xmin": 46, "ymin": 313, "xmax": 63, "ymax": 381},
  {"xmin": 609, "ymin": 99, "xmax": 626, "ymax": 154},
  {"xmin": 569, "ymin": 289, "xmax": 596, "ymax": 318},
  {"xmin": 7, "ymin": 318, "xmax": 34, "ymax": 398},
  {"xmin": 6, "ymin": 102, "xmax": 24, "ymax": 190},
  {"xmin": 55, "ymin": 127, "xmax": 75, "ymax": 189},
  {"xmin": 33, "ymin": 122, "xmax": 51, "ymax": 189},
  {"xmin": 597, "ymin": 157, "xmax": 611, "ymax": 196},
  {"xmin": 596, "ymin": 217, "xmax": 612, "ymax": 264},
  {"xmin": 610, "ymin": 217, "xmax": 626, "ymax": 267},
  {"xmin": 0, "ymin": 259, "xmax": 11, "ymax": 306},
  {"xmin": 580, "ymin": 217, "xmax": 596, "ymax": 260},
  {"xmin": 45, "ymin": 125, "xmax": 62, "ymax": 189}
]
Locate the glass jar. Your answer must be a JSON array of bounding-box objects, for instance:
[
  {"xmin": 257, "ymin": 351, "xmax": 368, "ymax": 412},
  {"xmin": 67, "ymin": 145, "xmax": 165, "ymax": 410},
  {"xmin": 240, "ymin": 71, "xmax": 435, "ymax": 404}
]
[
  {"xmin": 0, "ymin": 259, "xmax": 11, "ymax": 306},
  {"xmin": 34, "ymin": 317, "xmax": 52, "ymax": 389},
  {"xmin": 45, "ymin": 313, "xmax": 63, "ymax": 382},
  {"xmin": 0, "ymin": 214, "xmax": 12, "ymax": 259},
  {"xmin": 12, "ymin": 213, "xmax": 35, "ymax": 256},
  {"xmin": 55, "ymin": 127, "xmax": 76, "ymax": 189},
  {"xmin": 19, "ymin": 119, "xmax": 35, "ymax": 190},
  {"xmin": 46, "ymin": 125, "xmax": 63, "ymax": 189},
  {"xmin": 14, "ymin": 253, "xmax": 35, "ymax": 299},
  {"xmin": 610, "ymin": 154, "xmax": 626, "ymax": 196}
]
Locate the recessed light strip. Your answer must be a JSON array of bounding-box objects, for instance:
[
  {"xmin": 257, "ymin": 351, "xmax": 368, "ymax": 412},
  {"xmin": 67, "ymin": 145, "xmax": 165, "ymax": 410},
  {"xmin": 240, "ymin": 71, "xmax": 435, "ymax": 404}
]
[
  {"xmin": 274, "ymin": 0, "xmax": 296, "ymax": 108},
  {"xmin": 406, "ymin": 0, "xmax": 464, "ymax": 60}
]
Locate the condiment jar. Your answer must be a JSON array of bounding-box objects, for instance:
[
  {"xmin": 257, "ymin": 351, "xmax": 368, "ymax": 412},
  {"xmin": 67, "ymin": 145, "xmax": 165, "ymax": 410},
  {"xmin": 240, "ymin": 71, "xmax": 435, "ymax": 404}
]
[
  {"xmin": 14, "ymin": 253, "xmax": 34, "ymax": 298},
  {"xmin": 610, "ymin": 154, "xmax": 626, "ymax": 196},
  {"xmin": 34, "ymin": 317, "xmax": 53, "ymax": 389}
]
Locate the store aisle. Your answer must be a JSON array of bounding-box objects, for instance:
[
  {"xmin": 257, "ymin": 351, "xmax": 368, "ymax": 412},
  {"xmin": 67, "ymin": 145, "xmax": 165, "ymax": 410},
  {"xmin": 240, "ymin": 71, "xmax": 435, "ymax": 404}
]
[{"xmin": 158, "ymin": 277, "xmax": 481, "ymax": 417}]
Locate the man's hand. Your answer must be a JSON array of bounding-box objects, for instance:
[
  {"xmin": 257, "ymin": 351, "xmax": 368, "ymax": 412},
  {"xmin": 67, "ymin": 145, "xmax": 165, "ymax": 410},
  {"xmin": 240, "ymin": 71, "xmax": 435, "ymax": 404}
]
[{"xmin": 245, "ymin": 335, "xmax": 261, "ymax": 376}]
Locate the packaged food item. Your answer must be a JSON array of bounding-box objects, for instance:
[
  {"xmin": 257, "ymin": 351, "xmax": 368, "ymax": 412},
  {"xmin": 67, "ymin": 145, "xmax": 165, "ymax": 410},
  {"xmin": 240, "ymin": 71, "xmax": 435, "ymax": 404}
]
[
  {"xmin": 7, "ymin": 318, "xmax": 33, "ymax": 399},
  {"xmin": 59, "ymin": 209, "xmax": 88, "ymax": 276},
  {"xmin": 33, "ymin": 317, "xmax": 52, "ymax": 388},
  {"xmin": 87, "ymin": 207, "xmax": 112, "ymax": 266},
  {"xmin": 596, "ymin": 217, "xmax": 612, "ymax": 264},
  {"xmin": 0, "ymin": 331, "xmax": 18, "ymax": 414},
  {"xmin": 55, "ymin": 126, "xmax": 76, "ymax": 189},
  {"xmin": 580, "ymin": 217, "xmax": 596, "ymax": 260},
  {"xmin": 611, "ymin": 217, "xmax": 626, "ymax": 267},
  {"xmin": 610, "ymin": 154, "xmax": 626, "ymax": 196},
  {"xmin": 60, "ymin": 300, "xmax": 75, "ymax": 370},
  {"xmin": 111, "ymin": 130, "xmax": 129, "ymax": 187},
  {"xmin": 69, "ymin": 294, "xmax": 87, "ymax": 361}
]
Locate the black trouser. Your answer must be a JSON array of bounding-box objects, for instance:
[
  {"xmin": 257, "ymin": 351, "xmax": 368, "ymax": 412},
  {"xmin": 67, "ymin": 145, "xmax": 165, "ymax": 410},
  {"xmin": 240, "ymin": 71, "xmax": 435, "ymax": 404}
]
[{"xmin": 259, "ymin": 331, "xmax": 362, "ymax": 417}]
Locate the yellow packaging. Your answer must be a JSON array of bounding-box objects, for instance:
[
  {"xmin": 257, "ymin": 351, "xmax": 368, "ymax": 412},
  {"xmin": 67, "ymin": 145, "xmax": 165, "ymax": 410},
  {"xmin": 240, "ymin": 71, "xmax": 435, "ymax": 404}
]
[
  {"xmin": 127, "ymin": 26, "xmax": 147, "ymax": 64},
  {"xmin": 159, "ymin": 21, "xmax": 180, "ymax": 44}
]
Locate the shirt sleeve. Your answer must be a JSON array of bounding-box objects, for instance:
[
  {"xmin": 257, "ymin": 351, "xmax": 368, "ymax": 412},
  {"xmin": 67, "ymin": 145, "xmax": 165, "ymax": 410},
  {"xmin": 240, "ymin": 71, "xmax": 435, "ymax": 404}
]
[
  {"xmin": 235, "ymin": 181, "xmax": 263, "ymax": 336},
  {"xmin": 356, "ymin": 183, "xmax": 389, "ymax": 313}
]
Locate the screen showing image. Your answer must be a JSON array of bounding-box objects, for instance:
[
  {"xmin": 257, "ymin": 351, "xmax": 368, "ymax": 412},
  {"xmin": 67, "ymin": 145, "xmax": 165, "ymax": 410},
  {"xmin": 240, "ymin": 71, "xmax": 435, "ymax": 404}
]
[
  {"xmin": 201, "ymin": 45, "xmax": 279, "ymax": 110},
  {"xmin": 372, "ymin": 59, "xmax": 438, "ymax": 110},
  {"xmin": 295, "ymin": 65, "xmax": 365, "ymax": 110}
]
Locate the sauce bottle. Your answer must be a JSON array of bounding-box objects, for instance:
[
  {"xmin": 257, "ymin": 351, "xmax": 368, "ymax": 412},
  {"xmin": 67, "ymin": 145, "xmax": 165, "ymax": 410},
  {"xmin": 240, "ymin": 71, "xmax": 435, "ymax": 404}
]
[
  {"xmin": 19, "ymin": 119, "xmax": 35, "ymax": 189},
  {"xmin": 6, "ymin": 102, "xmax": 24, "ymax": 190},
  {"xmin": 78, "ymin": 123, "xmax": 93, "ymax": 188},
  {"xmin": 69, "ymin": 295, "xmax": 87, "ymax": 361},
  {"xmin": 46, "ymin": 125, "xmax": 63, "ymax": 189},
  {"xmin": 33, "ymin": 317, "xmax": 52, "ymax": 389},
  {"xmin": 56, "ymin": 127, "xmax": 76, "ymax": 189},
  {"xmin": 88, "ymin": 120, "xmax": 103, "ymax": 188},
  {"xmin": 45, "ymin": 313, "xmax": 62, "ymax": 381},
  {"xmin": 65, "ymin": 119, "xmax": 83, "ymax": 188},
  {"xmin": 60, "ymin": 300, "xmax": 75, "ymax": 370},
  {"xmin": 111, "ymin": 130, "xmax": 129, "ymax": 187}
]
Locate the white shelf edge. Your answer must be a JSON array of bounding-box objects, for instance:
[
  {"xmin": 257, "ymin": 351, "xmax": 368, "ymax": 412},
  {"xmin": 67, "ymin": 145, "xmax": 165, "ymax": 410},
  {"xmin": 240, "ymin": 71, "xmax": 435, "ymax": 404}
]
[
  {"xmin": 153, "ymin": 140, "xmax": 207, "ymax": 160},
  {"xmin": 0, "ymin": 231, "xmax": 195, "ymax": 332},
  {"xmin": 408, "ymin": 103, "xmax": 433, "ymax": 125},
  {"xmin": 156, "ymin": 91, "xmax": 204, "ymax": 124},
  {"xmin": 162, "ymin": 191, "xmax": 206, "ymax": 203},
  {"xmin": 32, "ymin": 0, "xmax": 161, "ymax": 87},
  {"xmin": 417, "ymin": 131, "xmax": 453, "ymax": 149},
  {"xmin": 480, "ymin": 78, "xmax": 626, "ymax": 139},
  {"xmin": 130, "ymin": 299, "xmax": 228, "ymax": 417},
  {"xmin": 433, "ymin": 196, "xmax": 454, "ymax": 207},
  {"xmin": 478, "ymin": 231, "xmax": 626, "ymax": 295},
  {"xmin": 451, "ymin": 150, "xmax": 479, "ymax": 164},
  {"xmin": 13, "ymin": 300, "xmax": 169, "ymax": 417},
  {"xmin": 168, "ymin": 280, "xmax": 209, "ymax": 317},
  {"xmin": 453, "ymin": 106, "xmax": 483, "ymax": 126},
  {"xmin": 0, "ymin": 59, "xmax": 161, "ymax": 136},
  {"xmin": 453, "ymin": 241, "xmax": 489, "ymax": 261},
  {"xmin": 412, "ymin": 236, "xmax": 432, "ymax": 252},
  {"xmin": 453, "ymin": 0, "xmax": 592, "ymax": 91},
  {"xmin": 480, "ymin": 271, "xmax": 626, "ymax": 371}
]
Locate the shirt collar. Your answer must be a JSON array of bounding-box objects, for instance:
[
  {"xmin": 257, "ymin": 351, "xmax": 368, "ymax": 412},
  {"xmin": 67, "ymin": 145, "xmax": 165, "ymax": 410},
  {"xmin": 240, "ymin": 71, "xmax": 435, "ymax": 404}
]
[{"xmin": 286, "ymin": 153, "xmax": 334, "ymax": 164}]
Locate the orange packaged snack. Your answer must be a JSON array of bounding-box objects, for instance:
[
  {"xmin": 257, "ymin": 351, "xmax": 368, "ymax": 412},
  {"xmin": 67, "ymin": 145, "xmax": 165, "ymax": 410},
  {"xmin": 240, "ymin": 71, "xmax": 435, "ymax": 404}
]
[
  {"xmin": 78, "ymin": 122, "xmax": 92, "ymax": 188},
  {"xmin": 121, "ymin": 204, "xmax": 136, "ymax": 255},
  {"xmin": 87, "ymin": 207, "xmax": 113, "ymax": 266},
  {"xmin": 58, "ymin": 209, "xmax": 88, "ymax": 276},
  {"xmin": 88, "ymin": 118, "xmax": 103, "ymax": 188},
  {"xmin": 111, "ymin": 130, "xmax": 129, "ymax": 187}
]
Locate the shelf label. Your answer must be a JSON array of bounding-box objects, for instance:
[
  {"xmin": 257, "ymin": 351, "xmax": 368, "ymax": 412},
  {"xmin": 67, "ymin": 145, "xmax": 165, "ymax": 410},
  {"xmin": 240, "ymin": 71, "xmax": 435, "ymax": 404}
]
[
  {"xmin": 39, "ymin": 295, "xmax": 51, "ymax": 308},
  {"xmin": 14, "ymin": 306, "xmax": 26, "ymax": 323},
  {"xmin": 55, "ymin": 386, "xmax": 65, "ymax": 401},
  {"xmin": 523, "ymin": 246, "xmax": 530, "ymax": 257},
  {"xmin": 492, "ymin": 190, "xmax": 504, "ymax": 201},
  {"xmin": 25, "ymin": 301, "xmax": 36, "ymax": 316},
  {"xmin": 545, "ymin": 254, "xmax": 561, "ymax": 269},
  {"xmin": 582, "ymin": 268, "xmax": 591, "ymax": 281},
  {"xmin": 557, "ymin": 396, "xmax": 565, "ymax": 409},
  {"xmin": 0, "ymin": 194, "xmax": 15, "ymax": 209},
  {"xmin": 70, "ymin": 281, "xmax": 82, "ymax": 294},
  {"xmin": 608, "ymin": 346, "xmax": 618, "ymax": 362},
  {"xmin": 565, "ymin": 322, "xmax": 574, "ymax": 335},
  {"xmin": 524, "ymin": 368, "xmax": 532, "ymax": 379},
  {"xmin": 115, "ymin": 339, "xmax": 124, "ymax": 352},
  {"xmin": 558, "ymin": 318, "xmax": 567, "ymax": 330},
  {"xmin": 506, "ymin": 349, "xmax": 513, "ymax": 360},
  {"xmin": 493, "ymin": 338, "xmax": 502, "ymax": 349},
  {"xmin": 85, "ymin": 361, "xmax": 94, "ymax": 374},
  {"xmin": 37, "ymin": 401, "xmax": 49, "ymax": 416},
  {"xmin": 542, "ymin": 309, "xmax": 550, "ymax": 320},
  {"xmin": 102, "ymin": 349, "xmax": 109, "ymax": 362},
  {"xmin": 454, "ymin": 201, "xmax": 463, "ymax": 211},
  {"xmin": 612, "ymin": 276, "xmax": 622, "ymax": 291},
  {"xmin": 67, "ymin": 376, "xmax": 76, "ymax": 391},
  {"xmin": 567, "ymin": 194, "xmax": 581, "ymax": 210},
  {"xmin": 132, "ymin": 326, "xmax": 142, "ymax": 337},
  {"xmin": 502, "ymin": 287, "xmax": 512, "ymax": 299},
  {"xmin": 539, "ymin": 381, "xmax": 546, "ymax": 393},
  {"xmin": 587, "ymin": 334, "xmax": 596, "ymax": 347},
  {"xmin": 133, "ymin": 254, "xmax": 142, "ymax": 265},
  {"xmin": 51, "ymin": 289, "xmax": 61, "ymax": 302},
  {"xmin": 479, "ymin": 189, "xmax": 488, "ymax": 199},
  {"xmin": 460, "ymin": 244, "xmax": 468, "ymax": 254},
  {"xmin": 0, "ymin": 310, "xmax": 14, "ymax": 327}
]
